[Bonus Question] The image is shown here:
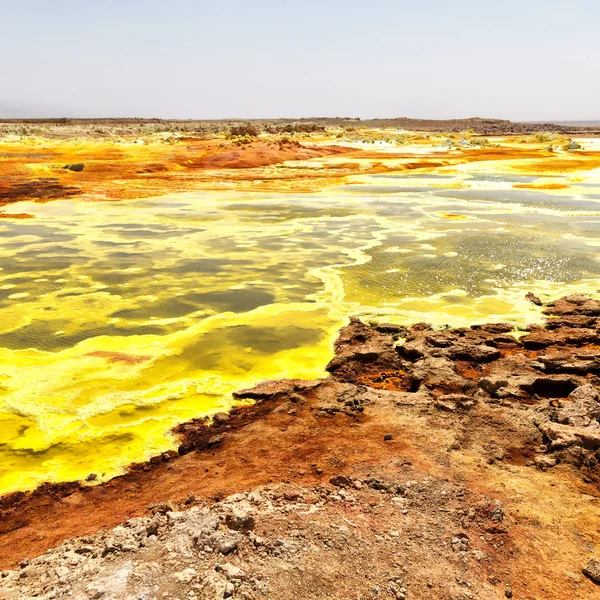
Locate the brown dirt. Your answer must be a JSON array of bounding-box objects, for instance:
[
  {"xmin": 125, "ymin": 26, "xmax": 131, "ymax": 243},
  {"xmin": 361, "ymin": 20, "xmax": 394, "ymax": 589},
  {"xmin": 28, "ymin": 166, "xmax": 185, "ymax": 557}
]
[
  {"xmin": 0, "ymin": 139, "xmax": 361, "ymax": 206},
  {"xmin": 1, "ymin": 297, "xmax": 600, "ymax": 598},
  {"xmin": 0, "ymin": 391, "xmax": 407, "ymax": 566},
  {"xmin": 2, "ymin": 133, "xmax": 600, "ymax": 217},
  {"xmin": 0, "ymin": 179, "xmax": 80, "ymax": 203}
]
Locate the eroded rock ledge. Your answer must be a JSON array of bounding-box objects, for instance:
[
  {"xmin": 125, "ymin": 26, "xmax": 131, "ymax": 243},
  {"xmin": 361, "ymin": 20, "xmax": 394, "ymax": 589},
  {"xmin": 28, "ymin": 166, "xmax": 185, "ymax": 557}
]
[
  {"xmin": 315, "ymin": 295, "xmax": 600, "ymax": 482},
  {"xmin": 222, "ymin": 294, "xmax": 600, "ymax": 485},
  {"xmin": 1, "ymin": 295, "xmax": 600, "ymax": 600}
]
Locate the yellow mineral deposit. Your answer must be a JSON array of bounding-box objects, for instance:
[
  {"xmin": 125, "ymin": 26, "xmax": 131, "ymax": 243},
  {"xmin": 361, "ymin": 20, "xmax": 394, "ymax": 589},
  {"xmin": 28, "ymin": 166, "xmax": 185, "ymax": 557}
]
[{"xmin": 0, "ymin": 130, "xmax": 599, "ymax": 495}]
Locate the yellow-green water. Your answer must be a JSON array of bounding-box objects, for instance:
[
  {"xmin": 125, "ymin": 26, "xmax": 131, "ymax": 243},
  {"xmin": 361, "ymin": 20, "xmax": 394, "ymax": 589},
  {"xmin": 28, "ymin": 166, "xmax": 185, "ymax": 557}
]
[{"xmin": 2, "ymin": 174, "xmax": 600, "ymax": 495}]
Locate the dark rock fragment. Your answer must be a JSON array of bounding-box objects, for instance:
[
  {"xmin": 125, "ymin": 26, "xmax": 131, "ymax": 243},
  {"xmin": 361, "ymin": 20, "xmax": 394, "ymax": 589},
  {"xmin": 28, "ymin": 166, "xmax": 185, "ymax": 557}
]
[
  {"xmin": 212, "ymin": 412, "xmax": 230, "ymax": 425},
  {"xmin": 446, "ymin": 343, "xmax": 500, "ymax": 362},
  {"xmin": 364, "ymin": 477, "xmax": 390, "ymax": 491},
  {"xmin": 233, "ymin": 378, "xmax": 320, "ymax": 400},
  {"xmin": 583, "ymin": 558, "xmax": 600, "ymax": 584},
  {"xmin": 521, "ymin": 331, "xmax": 560, "ymax": 349},
  {"xmin": 329, "ymin": 475, "xmax": 353, "ymax": 487},
  {"xmin": 178, "ymin": 442, "xmax": 195, "ymax": 455},
  {"xmin": 63, "ymin": 163, "xmax": 85, "ymax": 172},
  {"xmin": 470, "ymin": 322, "xmax": 514, "ymax": 334},
  {"xmin": 375, "ymin": 323, "xmax": 407, "ymax": 336},
  {"xmin": 207, "ymin": 434, "xmax": 226, "ymax": 448},
  {"xmin": 225, "ymin": 513, "xmax": 255, "ymax": 532},
  {"xmin": 525, "ymin": 292, "xmax": 542, "ymax": 306}
]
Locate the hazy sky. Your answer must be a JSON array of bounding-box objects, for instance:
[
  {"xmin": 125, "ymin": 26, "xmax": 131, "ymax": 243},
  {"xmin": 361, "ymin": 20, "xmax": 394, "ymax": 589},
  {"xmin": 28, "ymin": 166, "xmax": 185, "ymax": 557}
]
[{"xmin": 2, "ymin": 0, "xmax": 599, "ymax": 120}]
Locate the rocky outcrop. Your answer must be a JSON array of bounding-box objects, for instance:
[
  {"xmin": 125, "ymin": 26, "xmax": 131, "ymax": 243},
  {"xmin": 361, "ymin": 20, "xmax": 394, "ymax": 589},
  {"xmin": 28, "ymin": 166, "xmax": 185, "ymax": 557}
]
[
  {"xmin": 63, "ymin": 163, "xmax": 86, "ymax": 172},
  {"xmin": 321, "ymin": 295, "xmax": 600, "ymax": 481},
  {"xmin": 0, "ymin": 474, "xmax": 520, "ymax": 600},
  {"xmin": 326, "ymin": 316, "xmax": 404, "ymax": 381},
  {"xmin": 2, "ymin": 294, "xmax": 600, "ymax": 599}
]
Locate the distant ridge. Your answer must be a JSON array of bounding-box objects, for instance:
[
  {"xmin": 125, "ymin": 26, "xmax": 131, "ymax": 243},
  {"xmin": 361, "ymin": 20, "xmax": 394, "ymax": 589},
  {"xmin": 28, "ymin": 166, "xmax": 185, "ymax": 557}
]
[
  {"xmin": 540, "ymin": 120, "xmax": 600, "ymax": 127},
  {"xmin": 1, "ymin": 115, "xmax": 599, "ymax": 136}
]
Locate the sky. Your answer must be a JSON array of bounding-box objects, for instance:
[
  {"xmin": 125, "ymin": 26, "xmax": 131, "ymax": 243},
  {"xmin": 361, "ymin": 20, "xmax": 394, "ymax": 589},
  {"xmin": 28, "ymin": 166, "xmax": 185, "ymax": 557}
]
[{"xmin": 2, "ymin": 0, "xmax": 599, "ymax": 121}]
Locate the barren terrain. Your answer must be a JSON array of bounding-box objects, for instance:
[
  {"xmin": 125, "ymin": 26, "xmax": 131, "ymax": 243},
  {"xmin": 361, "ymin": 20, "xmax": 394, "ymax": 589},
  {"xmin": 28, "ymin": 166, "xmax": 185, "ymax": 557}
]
[
  {"xmin": 2, "ymin": 119, "xmax": 600, "ymax": 220},
  {"xmin": 2, "ymin": 295, "xmax": 600, "ymax": 599},
  {"xmin": 2, "ymin": 120, "xmax": 600, "ymax": 598}
]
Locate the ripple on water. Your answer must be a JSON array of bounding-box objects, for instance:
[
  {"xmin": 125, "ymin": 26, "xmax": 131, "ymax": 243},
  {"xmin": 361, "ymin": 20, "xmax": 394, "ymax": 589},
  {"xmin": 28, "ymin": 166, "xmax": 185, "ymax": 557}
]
[{"xmin": 1, "ymin": 185, "xmax": 600, "ymax": 495}]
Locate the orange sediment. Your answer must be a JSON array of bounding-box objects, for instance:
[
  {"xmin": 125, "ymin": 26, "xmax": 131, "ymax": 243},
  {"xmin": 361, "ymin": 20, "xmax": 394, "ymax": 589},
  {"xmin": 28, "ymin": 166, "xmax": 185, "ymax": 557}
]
[
  {"xmin": 512, "ymin": 183, "xmax": 570, "ymax": 190},
  {"xmin": 1, "ymin": 135, "xmax": 599, "ymax": 209},
  {"xmin": 84, "ymin": 351, "xmax": 153, "ymax": 365}
]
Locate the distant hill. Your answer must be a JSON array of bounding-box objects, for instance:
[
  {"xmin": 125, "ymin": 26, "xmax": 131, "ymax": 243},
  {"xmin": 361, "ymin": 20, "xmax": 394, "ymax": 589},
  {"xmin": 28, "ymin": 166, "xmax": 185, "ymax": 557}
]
[
  {"xmin": 1, "ymin": 114, "xmax": 599, "ymax": 136},
  {"xmin": 545, "ymin": 120, "xmax": 600, "ymax": 127}
]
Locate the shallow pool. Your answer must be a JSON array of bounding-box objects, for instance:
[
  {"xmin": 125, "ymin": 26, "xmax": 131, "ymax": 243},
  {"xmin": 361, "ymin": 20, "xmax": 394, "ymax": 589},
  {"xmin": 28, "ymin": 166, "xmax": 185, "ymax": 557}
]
[{"xmin": 1, "ymin": 181, "xmax": 600, "ymax": 494}]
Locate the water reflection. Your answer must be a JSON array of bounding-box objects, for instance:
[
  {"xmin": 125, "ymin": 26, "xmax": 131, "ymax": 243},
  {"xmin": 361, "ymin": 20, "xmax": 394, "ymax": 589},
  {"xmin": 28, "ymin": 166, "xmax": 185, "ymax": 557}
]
[{"xmin": 0, "ymin": 181, "xmax": 599, "ymax": 494}]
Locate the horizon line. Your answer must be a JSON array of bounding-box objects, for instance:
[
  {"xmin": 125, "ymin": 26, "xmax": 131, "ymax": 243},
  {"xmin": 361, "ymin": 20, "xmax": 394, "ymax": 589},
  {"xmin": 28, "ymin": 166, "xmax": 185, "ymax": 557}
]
[{"xmin": 1, "ymin": 115, "xmax": 598, "ymax": 124}]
